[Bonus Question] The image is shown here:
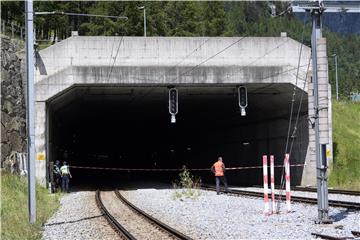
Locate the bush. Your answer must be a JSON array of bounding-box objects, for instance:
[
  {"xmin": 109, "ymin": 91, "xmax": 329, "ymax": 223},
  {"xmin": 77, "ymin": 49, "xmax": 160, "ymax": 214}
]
[{"xmin": 172, "ymin": 167, "xmax": 201, "ymax": 200}]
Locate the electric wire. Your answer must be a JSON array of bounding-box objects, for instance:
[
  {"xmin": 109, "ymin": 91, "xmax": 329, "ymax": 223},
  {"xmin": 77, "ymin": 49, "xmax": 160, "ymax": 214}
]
[
  {"xmin": 125, "ymin": 36, "xmax": 247, "ymax": 105},
  {"xmin": 288, "ymin": 57, "xmax": 312, "ymax": 157},
  {"xmin": 106, "ymin": 35, "xmax": 124, "ymax": 83},
  {"xmin": 162, "ymin": 38, "xmax": 211, "ymax": 80},
  {"xmin": 126, "ymin": 35, "xmax": 299, "ymax": 107},
  {"xmin": 172, "ymin": 36, "xmax": 247, "ymax": 83},
  {"xmin": 275, "ymin": 55, "xmax": 311, "ymax": 212},
  {"xmin": 276, "ymin": 11, "xmax": 310, "ymax": 212},
  {"xmin": 124, "ymin": 38, "xmax": 212, "ymax": 103}
]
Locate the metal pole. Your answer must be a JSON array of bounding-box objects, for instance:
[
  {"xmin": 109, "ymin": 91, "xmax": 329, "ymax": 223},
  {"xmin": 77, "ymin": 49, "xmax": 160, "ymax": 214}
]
[
  {"xmin": 335, "ymin": 55, "xmax": 339, "ymax": 101},
  {"xmin": 311, "ymin": 9, "xmax": 331, "ymax": 224},
  {"xmin": 25, "ymin": 0, "xmax": 36, "ymax": 224},
  {"xmin": 143, "ymin": 8, "xmax": 146, "ymax": 37}
]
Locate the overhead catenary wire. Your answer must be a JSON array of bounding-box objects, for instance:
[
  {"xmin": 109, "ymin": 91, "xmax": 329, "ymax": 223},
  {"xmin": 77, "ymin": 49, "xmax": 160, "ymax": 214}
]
[
  {"xmin": 106, "ymin": 35, "xmax": 124, "ymax": 83},
  {"xmin": 162, "ymin": 38, "xmax": 212, "ymax": 80},
  {"xmin": 276, "ymin": 11, "xmax": 310, "ymax": 212},
  {"xmin": 124, "ymin": 38, "xmax": 212, "ymax": 103},
  {"xmin": 171, "ymin": 36, "xmax": 247, "ymax": 83},
  {"xmin": 125, "ymin": 36, "xmax": 248, "ymax": 105},
  {"xmin": 125, "ymin": 35, "xmax": 300, "ymax": 106},
  {"xmin": 288, "ymin": 57, "xmax": 312, "ymax": 157}
]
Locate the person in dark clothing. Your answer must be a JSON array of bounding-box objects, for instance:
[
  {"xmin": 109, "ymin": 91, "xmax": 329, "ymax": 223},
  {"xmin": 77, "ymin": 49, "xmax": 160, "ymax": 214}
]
[
  {"xmin": 211, "ymin": 156, "xmax": 229, "ymax": 194},
  {"xmin": 53, "ymin": 160, "xmax": 62, "ymax": 192}
]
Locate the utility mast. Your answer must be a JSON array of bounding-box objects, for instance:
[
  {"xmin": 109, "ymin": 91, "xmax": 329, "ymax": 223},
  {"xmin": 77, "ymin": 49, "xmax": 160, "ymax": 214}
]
[
  {"xmin": 291, "ymin": 0, "xmax": 359, "ymax": 224},
  {"xmin": 25, "ymin": 0, "xmax": 36, "ymax": 223}
]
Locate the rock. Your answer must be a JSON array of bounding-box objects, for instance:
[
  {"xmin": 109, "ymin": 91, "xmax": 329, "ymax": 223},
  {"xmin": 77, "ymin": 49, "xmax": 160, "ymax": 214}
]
[
  {"xmin": 8, "ymin": 131, "xmax": 24, "ymax": 152},
  {"xmin": 2, "ymin": 100, "xmax": 13, "ymax": 115},
  {"xmin": 1, "ymin": 123, "xmax": 8, "ymax": 142},
  {"xmin": 1, "ymin": 36, "xmax": 26, "ymax": 169},
  {"xmin": 5, "ymin": 117, "xmax": 23, "ymax": 131},
  {"xmin": 1, "ymin": 143, "xmax": 11, "ymax": 163}
]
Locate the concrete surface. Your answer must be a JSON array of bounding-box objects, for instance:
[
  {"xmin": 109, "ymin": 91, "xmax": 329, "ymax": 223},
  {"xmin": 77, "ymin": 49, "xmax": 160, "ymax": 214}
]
[{"xmin": 33, "ymin": 36, "xmax": 330, "ymax": 186}]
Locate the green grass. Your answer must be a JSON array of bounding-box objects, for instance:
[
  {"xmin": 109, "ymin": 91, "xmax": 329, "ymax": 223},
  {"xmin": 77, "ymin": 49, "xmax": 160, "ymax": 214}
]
[
  {"xmin": 1, "ymin": 172, "xmax": 61, "ymax": 240},
  {"xmin": 329, "ymin": 100, "xmax": 360, "ymax": 190}
]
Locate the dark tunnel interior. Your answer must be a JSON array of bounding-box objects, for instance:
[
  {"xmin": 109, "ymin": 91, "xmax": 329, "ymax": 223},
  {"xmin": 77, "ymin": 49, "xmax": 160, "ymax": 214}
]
[{"xmin": 47, "ymin": 84, "xmax": 308, "ymax": 189}]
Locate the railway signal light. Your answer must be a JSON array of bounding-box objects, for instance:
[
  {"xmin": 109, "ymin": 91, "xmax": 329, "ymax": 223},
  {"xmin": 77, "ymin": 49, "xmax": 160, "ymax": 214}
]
[
  {"xmin": 238, "ymin": 86, "xmax": 248, "ymax": 116},
  {"xmin": 169, "ymin": 88, "xmax": 178, "ymax": 123}
]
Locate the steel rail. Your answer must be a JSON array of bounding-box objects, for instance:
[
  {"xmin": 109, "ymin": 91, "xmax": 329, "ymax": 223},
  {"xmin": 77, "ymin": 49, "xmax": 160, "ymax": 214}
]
[
  {"xmin": 201, "ymin": 185, "xmax": 360, "ymax": 210},
  {"xmin": 311, "ymin": 232, "xmax": 349, "ymax": 240},
  {"xmin": 95, "ymin": 190, "xmax": 136, "ymax": 240},
  {"xmin": 292, "ymin": 187, "xmax": 360, "ymax": 196},
  {"xmin": 351, "ymin": 231, "xmax": 360, "ymax": 237},
  {"xmin": 114, "ymin": 189, "xmax": 193, "ymax": 240},
  {"xmin": 253, "ymin": 185, "xmax": 360, "ymax": 196}
]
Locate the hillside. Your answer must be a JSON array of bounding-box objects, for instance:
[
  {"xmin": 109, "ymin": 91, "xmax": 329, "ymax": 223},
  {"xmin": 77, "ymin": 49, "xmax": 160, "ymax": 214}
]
[
  {"xmin": 1, "ymin": 1, "xmax": 359, "ymax": 98},
  {"xmin": 329, "ymin": 100, "xmax": 360, "ymax": 190}
]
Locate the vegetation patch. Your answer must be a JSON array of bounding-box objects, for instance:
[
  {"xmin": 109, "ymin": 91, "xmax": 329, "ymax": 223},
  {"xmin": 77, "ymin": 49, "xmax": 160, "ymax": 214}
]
[
  {"xmin": 172, "ymin": 167, "xmax": 201, "ymax": 200},
  {"xmin": 329, "ymin": 100, "xmax": 360, "ymax": 190},
  {"xmin": 1, "ymin": 172, "xmax": 61, "ymax": 240}
]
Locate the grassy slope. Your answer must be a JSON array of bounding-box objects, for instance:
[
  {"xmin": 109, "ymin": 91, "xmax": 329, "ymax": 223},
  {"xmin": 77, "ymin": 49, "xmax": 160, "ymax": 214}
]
[
  {"xmin": 1, "ymin": 172, "xmax": 61, "ymax": 240},
  {"xmin": 329, "ymin": 100, "xmax": 360, "ymax": 190}
]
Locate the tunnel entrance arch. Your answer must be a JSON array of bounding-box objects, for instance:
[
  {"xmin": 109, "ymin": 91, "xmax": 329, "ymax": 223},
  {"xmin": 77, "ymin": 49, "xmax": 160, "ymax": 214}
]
[
  {"xmin": 34, "ymin": 36, "xmax": 330, "ymax": 187},
  {"xmin": 46, "ymin": 84, "xmax": 308, "ymax": 187}
]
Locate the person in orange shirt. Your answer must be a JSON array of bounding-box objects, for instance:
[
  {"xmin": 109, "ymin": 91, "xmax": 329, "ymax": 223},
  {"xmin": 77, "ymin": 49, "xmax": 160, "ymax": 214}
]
[{"xmin": 211, "ymin": 156, "xmax": 228, "ymax": 195}]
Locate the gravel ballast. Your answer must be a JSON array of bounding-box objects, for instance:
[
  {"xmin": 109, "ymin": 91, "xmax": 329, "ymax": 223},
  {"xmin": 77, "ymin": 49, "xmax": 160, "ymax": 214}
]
[
  {"xmin": 42, "ymin": 191, "xmax": 120, "ymax": 240},
  {"xmin": 122, "ymin": 188, "xmax": 360, "ymax": 239}
]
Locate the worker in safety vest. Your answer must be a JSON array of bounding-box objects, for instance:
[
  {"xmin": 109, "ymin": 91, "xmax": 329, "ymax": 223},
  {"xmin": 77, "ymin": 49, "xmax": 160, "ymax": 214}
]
[
  {"xmin": 60, "ymin": 161, "xmax": 72, "ymax": 193},
  {"xmin": 211, "ymin": 156, "xmax": 228, "ymax": 195},
  {"xmin": 53, "ymin": 160, "xmax": 62, "ymax": 192}
]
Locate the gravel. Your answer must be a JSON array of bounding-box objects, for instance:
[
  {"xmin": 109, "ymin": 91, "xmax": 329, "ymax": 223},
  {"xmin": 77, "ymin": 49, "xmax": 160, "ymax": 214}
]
[
  {"xmin": 122, "ymin": 188, "xmax": 360, "ymax": 239},
  {"xmin": 42, "ymin": 191, "xmax": 121, "ymax": 240},
  {"xmin": 230, "ymin": 186, "xmax": 360, "ymax": 203}
]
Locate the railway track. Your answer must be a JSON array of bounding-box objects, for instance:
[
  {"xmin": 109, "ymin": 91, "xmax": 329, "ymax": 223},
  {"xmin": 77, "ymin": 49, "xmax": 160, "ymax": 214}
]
[
  {"xmin": 311, "ymin": 231, "xmax": 360, "ymax": 240},
  {"xmin": 95, "ymin": 189, "xmax": 192, "ymax": 240},
  {"xmin": 253, "ymin": 185, "xmax": 360, "ymax": 196},
  {"xmin": 201, "ymin": 185, "xmax": 360, "ymax": 210},
  {"xmin": 292, "ymin": 187, "xmax": 360, "ymax": 196}
]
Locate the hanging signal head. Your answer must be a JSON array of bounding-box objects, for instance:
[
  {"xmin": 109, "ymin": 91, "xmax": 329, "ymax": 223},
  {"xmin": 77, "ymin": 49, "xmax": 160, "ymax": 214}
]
[
  {"xmin": 169, "ymin": 88, "xmax": 178, "ymax": 123},
  {"xmin": 238, "ymin": 86, "xmax": 248, "ymax": 108}
]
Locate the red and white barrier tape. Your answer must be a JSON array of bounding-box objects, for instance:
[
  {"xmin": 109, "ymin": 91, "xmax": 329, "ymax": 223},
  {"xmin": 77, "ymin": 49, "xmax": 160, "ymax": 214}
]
[{"xmin": 69, "ymin": 163, "xmax": 305, "ymax": 171}]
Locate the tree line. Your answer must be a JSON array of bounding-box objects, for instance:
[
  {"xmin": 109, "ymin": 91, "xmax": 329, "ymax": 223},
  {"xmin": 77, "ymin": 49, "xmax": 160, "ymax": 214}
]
[{"xmin": 1, "ymin": 1, "xmax": 359, "ymax": 97}]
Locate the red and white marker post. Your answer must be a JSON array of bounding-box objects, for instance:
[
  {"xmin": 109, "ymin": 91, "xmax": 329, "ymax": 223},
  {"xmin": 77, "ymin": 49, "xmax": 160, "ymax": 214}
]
[
  {"xmin": 270, "ymin": 155, "xmax": 276, "ymax": 214},
  {"xmin": 284, "ymin": 153, "xmax": 291, "ymax": 212},
  {"xmin": 262, "ymin": 155, "xmax": 269, "ymax": 215}
]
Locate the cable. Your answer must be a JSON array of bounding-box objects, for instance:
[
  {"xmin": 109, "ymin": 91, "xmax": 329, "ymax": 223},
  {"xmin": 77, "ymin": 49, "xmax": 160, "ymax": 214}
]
[
  {"xmin": 288, "ymin": 57, "xmax": 312, "ymax": 157},
  {"xmin": 125, "ymin": 38, "xmax": 212, "ymax": 103},
  {"xmin": 276, "ymin": 12, "xmax": 309, "ymax": 212},
  {"xmin": 106, "ymin": 35, "xmax": 124, "ymax": 82},
  {"xmin": 126, "ymin": 35, "xmax": 295, "ymax": 107},
  {"xmin": 275, "ymin": 55, "xmax": 311, "ymax": 213},
  {"xmin": 162, "ymin": 38, "xmax": 211, "ymax": 80},
  {"xmin": 126, "ymin": 36, "xmax": 247, "ymax": 105},
  {"xmin": 172, "ymin": 36, "xmax": 247, "ymax": 83}
]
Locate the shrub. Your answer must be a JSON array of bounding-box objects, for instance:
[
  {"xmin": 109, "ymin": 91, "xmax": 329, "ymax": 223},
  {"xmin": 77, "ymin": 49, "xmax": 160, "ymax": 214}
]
[{"xmin": 172, "ymin": 167, "xmax": 201, "ymax": 200}]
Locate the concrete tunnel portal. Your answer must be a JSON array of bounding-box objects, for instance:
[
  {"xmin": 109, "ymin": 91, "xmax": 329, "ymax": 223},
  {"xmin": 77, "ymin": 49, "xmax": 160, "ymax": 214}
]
[
  {"xmin": 35, "ymin": 36, "xmax": 330, "ymax": 187},
  {"xmin": 47, "ymin": 84, "xmax": 308, "ymax": 188}
]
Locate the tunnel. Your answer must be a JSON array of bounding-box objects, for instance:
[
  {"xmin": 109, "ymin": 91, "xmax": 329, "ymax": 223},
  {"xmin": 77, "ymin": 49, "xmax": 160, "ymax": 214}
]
[{"xmin": 47, "ymin": 84, "xmax": 308, "ymax": 189}]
